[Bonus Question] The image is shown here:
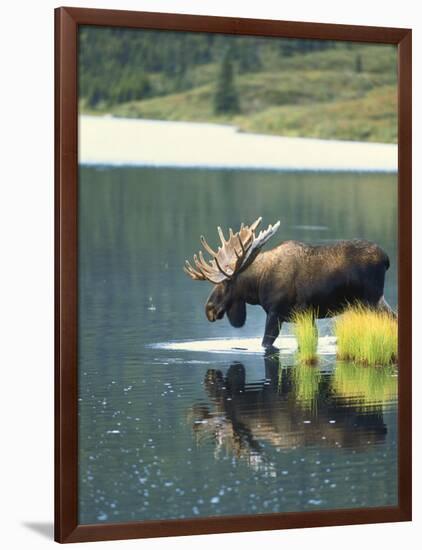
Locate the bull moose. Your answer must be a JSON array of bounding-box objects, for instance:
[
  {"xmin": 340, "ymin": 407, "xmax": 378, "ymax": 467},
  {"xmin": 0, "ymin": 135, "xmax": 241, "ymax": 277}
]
[{"xmin": 184, "ymin": 217, "xmax": 394, "ymax": 349}]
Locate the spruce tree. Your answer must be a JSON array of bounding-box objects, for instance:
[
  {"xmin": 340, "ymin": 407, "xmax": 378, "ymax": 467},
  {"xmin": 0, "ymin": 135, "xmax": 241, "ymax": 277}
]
[{"xmin": 214, "ymin": 52, "xmax": 240, "ymax": 115}]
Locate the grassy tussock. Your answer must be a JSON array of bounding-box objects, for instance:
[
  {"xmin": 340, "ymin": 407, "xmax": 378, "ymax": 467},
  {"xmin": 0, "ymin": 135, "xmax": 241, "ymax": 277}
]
[
  {"xmin": 335, "ymin": 305, "xmax": 397, "ymax": 366},
  {"xmin": 291, "ymin": 310, "xmax": 318, "ymax": 365},
  {"xmin": 332, "ymin": 362, "xmax": 397, "ymax": 408}
]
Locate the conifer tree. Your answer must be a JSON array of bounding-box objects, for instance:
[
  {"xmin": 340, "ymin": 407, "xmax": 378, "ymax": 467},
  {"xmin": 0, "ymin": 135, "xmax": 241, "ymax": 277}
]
[
  {"xmin": 355, "ymin": 54, "xmax": 363, "ymax": 73},
  {"xmin": 214, "ymin": 52, "xmax": 240, "ymax": 115}
]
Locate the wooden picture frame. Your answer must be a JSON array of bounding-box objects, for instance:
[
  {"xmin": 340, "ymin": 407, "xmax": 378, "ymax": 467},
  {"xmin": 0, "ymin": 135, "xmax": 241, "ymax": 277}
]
[{"xmin": 55, "ymin": 6, "xmax": 412, "ymax": 543}]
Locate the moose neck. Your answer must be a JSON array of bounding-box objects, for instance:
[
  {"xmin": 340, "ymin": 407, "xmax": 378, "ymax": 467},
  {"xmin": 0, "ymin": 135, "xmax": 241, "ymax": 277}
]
[{"xmin": 232, "ymin": 254, "xmax": 266, "ymax": 305}]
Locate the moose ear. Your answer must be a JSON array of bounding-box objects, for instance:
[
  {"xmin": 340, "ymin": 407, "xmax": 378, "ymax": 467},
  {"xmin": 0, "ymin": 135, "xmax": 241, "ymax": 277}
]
[{"xmin": 227, "ymin": 300, "xmax": 247, "ymax": 328}]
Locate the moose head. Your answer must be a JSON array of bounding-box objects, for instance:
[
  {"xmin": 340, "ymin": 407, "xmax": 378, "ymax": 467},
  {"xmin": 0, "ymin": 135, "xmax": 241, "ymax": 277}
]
[{"xmin": 184, "ymin": 217, "xmax": 280, "ymax": 328}]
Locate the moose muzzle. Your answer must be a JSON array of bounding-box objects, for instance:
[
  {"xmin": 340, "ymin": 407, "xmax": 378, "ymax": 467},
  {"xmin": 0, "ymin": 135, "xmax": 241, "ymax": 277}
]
[{"xmin": 205, "ymin": 302, "xmax": 224, "ymax": 322}]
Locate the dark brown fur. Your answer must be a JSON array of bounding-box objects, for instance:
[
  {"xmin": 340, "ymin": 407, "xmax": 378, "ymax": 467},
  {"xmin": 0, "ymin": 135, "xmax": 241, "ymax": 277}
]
[{"xmin": 205, "ymin": 239, "xmax": 391, "ymax": 348}]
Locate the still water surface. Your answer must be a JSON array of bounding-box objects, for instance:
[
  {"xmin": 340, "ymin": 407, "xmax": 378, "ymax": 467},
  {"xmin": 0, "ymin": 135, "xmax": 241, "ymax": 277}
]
[{"xmin": 78, "ymin": 167, "xmax": 397, "ymax": 524}]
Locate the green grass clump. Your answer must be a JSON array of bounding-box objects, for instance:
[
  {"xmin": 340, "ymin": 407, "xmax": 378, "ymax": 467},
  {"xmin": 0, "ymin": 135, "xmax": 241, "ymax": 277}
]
[
  {"xmin": 332, "ymin": 362, "xmax": 397, "ymax": 408},
  {"xmin": 335, "ymin": 305, "xmax": 397, "ymax": 366},
  {"xmin": 291, "ymin": 310, "xmax": 319, "ymax": 365}
]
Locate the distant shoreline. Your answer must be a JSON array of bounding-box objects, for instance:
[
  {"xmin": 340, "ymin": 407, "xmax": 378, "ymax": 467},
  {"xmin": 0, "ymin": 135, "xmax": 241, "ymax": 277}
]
[{"xmin": 79, "ymin": 115, "xmax": 398, "ymax": 173}]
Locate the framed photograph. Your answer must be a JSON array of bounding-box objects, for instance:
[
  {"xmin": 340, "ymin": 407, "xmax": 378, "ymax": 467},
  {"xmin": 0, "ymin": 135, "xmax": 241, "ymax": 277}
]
[{"xmin": 55, "ymin": 6, "xmax": 412, "ymax": 543}]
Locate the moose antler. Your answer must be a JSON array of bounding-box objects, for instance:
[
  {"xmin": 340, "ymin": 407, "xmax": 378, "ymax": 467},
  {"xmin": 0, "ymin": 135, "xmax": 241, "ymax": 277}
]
[{"xmin": 184, "ymin": 217, "xmax": 280, "ymax": 284}]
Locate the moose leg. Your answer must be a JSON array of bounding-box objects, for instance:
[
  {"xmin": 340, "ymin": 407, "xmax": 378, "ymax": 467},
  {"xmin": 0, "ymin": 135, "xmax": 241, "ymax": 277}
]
[{"xmin": 262, "ymin": 312, "xmax": 281, "ymax": 350}]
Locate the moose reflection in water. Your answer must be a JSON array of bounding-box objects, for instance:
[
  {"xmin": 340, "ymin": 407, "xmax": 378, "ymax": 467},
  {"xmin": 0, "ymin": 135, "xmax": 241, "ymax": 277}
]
[{"xmin": 191, "ymin": 355, "xmax": 396, "ymax": 472}]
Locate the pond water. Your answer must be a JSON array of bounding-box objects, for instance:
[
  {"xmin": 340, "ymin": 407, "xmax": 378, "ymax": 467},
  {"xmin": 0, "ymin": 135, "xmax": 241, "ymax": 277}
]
[{"xmin": 78, "ymin": 167, "xmax": 398, "ymax": 524}]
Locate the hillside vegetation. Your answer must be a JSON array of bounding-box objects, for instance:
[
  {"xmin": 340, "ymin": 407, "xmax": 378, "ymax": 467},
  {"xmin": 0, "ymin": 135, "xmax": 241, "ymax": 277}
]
[{"xmin": 79, "ymin": 27, "xmax": 397, "ymax": 143}]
